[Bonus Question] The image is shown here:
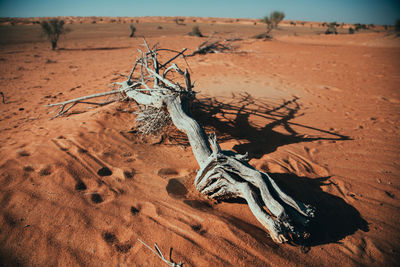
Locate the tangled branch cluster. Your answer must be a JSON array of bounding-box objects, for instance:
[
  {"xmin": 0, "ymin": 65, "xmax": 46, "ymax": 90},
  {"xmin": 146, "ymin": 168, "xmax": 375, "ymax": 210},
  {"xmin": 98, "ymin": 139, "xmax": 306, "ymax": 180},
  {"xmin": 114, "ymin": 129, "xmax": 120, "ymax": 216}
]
[{"xmin": 134, "ymin": 106, "xmax": 171, "ymax": 136}]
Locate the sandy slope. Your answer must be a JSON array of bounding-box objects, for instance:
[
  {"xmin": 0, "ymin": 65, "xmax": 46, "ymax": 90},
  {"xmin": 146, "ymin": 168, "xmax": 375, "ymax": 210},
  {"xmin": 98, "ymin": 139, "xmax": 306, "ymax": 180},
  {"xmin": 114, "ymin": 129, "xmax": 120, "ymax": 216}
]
[{"xmin": 0, "ymin": 21, "xmax": 399, "ymax": 266}]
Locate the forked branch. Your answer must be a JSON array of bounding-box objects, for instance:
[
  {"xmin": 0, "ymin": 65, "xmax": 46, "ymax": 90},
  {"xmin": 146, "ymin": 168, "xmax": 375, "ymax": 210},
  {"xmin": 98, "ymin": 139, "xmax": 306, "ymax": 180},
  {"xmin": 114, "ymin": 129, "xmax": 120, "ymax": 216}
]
[{"xmin": 46, "ymin": 41, "xmax": 315, "ymax": 244}]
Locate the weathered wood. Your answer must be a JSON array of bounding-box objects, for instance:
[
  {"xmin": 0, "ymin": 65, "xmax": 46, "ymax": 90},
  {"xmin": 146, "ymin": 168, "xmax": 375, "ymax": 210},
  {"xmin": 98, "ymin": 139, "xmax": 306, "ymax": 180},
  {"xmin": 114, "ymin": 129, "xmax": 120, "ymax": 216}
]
[{"xmin": 47, "ymin": 41, "xmax": 315, "ymax": 244}]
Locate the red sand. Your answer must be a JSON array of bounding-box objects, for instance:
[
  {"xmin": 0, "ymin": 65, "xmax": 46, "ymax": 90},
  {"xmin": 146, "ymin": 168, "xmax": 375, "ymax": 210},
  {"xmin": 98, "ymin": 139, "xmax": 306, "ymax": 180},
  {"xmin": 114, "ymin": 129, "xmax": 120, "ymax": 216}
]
[{"xmin": 0, "ymin": 18, "xmax": 399, "ymax": 266}]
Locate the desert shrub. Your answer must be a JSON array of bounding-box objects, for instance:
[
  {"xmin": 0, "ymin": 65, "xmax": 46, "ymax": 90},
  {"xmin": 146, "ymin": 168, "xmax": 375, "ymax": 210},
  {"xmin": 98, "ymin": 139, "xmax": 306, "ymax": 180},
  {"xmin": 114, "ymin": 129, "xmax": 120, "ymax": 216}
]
[
  {"xmin": 325, "ymin": 22, "xmax": 338, "ymax": 34},
  {"xmin": 395, "ymin": 19, "xmax": 400, "ymax": 35},
  {"xmin": 262, "ymin": 11, "xmax": 285, "ymax": 31},
  {"xmin": 262, "ymin": 16, "xmax": 273, "ymax": 31},
  {"xmin": 129, "ymin": 24, "xmax": 136, "ymax": 37},
  {"xmin": 349, "ymin": 27, "xmax": 355, "ymax": 34},
  {"xmin": 157, "ymin": 25, "xmax": 163, "ymax": 30},
  {"xmin": 41, "ymin": 19, "xmax": 69, "ymax": 50},
  {"xmin": 189, "ymin": 26, "xmax": 203, "ymax": 37},
  {"xmin": 253, "ymin": 32, "xmax": 272, "ymax": 39},
  {"xmin": 354, "ymin": 23, "xmax": 367, "ymax": 31},
  {"xmin": 270, "ymin": 11, "xmax": 285, "ymax": 28},
  {"xmin": 174, "ymin": 17, "xmax": 185, "ymax": 25}
]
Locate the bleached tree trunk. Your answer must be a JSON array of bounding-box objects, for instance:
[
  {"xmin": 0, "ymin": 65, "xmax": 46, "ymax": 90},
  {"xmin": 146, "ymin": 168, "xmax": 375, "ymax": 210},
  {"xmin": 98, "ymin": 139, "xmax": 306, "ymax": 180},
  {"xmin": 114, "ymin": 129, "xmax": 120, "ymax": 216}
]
[{"xmin": 47, "ymin": 42, "xmax": 315, "ymax": 243}]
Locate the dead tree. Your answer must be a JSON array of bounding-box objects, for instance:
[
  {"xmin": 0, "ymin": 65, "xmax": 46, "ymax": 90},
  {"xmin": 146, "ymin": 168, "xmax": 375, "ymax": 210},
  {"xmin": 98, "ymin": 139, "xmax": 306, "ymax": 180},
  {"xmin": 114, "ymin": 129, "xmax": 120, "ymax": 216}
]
[
  {"xmin": 47, "ymin": 41, "xmax": 315, "ymax": 243},
  {"xmin": 188, "ymin": 34, "xmax": 238, "ymax": 56}
]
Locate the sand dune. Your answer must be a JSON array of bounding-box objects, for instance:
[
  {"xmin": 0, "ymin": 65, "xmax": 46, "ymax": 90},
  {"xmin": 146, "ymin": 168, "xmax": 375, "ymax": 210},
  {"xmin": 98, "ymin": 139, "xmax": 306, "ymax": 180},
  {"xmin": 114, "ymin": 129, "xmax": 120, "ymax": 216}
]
[{"xmin": 0, "ymin": 19, "xmax": 399, "ymax": 266}]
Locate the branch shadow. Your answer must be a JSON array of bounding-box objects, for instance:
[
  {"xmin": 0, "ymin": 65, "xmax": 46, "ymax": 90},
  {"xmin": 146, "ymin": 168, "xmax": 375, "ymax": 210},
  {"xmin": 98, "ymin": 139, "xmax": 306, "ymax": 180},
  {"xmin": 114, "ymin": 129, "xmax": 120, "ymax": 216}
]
[
  {"xmin": 185, "ymin": 92, "xmax": 367, "ymax": 246},
  {"xmin": 219, "ymin": 173, "xmax": 369, "ymax": 247},
  {"xmin": 269, "ymin": 173, "xmax": 369, "ymax": 246},
  {"xmin": 189, "ymin": 92, "xmax": 351, "ymax": 158}
]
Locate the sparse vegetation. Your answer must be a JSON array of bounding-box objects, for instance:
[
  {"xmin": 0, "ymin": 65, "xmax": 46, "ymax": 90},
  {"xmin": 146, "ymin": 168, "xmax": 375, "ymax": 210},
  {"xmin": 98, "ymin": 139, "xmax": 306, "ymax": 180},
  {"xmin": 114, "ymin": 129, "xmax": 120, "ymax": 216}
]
[
  {"xmin": 395, "ymin": 19, "xmax": 400, "ymax": 35},
  {"xmin": 354, "ymin": 23, "xmax": 368, "ymax": 31},
  {"xmin": 129, "ymin": 24, "xmax": 136, "ymax": 37},
  {"xmin": 325, "ymin": 22, "xmax": 338, "ymax": 35},
  {"xmin": 256, "ymin": 11, "xmax": 284, "ymax": 39},
  {"xmin": 269, "ymin": 11, "xmax": 285, "ymax": 29},
  {"xmin": 349, "ymin": 27, "xmax": 355, "ymax": 34},
  {"xmin": 174, "ymin": 17, "xmax": 185, "ymax": 25},
  {"xmin": 41, "ymin": 19, "xmax": 69, "ymax": 50},
  {"xmin": 262, "ymin": 16, "xmax": 273, "ymax": 32},
  {"xmin": 189, "ymin": 26, "xmax": 203, "ymax": 37}
]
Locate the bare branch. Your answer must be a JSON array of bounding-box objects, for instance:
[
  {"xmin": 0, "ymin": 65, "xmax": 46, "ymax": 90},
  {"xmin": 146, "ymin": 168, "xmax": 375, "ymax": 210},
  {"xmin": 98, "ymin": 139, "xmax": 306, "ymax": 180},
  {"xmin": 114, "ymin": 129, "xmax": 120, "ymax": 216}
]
[
  {"xmin": 138, "ymin": 239, "xmax": 183, "ymax": 267},
  {"xmin": 45, "ymin": 40, "xmax": 315, "ymax": 244}
]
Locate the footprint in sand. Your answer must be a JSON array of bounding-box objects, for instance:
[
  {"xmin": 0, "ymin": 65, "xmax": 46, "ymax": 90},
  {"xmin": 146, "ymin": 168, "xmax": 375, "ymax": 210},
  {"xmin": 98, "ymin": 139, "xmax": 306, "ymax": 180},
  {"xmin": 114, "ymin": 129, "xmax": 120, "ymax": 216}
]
[
  {"xmin": 166, "ymin": 178, "xmax": 188, "ymax": 198},
  {"xmin": 17, "ymin": 149, "xmax": 30, "ymax": 157},
  {"xmin": 23, "ymin": 166, "xmax": 35, "ymax": 172},
  {"xmin": 90, "ymin": 193, "xmax": 103, "ymax": 204},
  {"xmin": 97, "ymin": 167, "xmax": 112, "ymax": 176},
  {"xmin": 123, "ymin": 169, "xmax": 135, "ymax": 179},
  {"xmin": 130, "ymin": 206, "xmax": 140, "ymax": 215},
  {"xmin": 191, "ymin": 223, "xmax": 207, "ymax": 235},
  {"xmin": 157, "ymin": 167, "xmax": 179, "ymax": 178},
  {"xmin": 39, "ymin": 165, "xmax": 52, "ymax": 176},
  {"xmin": 75, "ymin": 180, "xmax": 87, "ymax": 191},
  {"xmin": 102, "ymin": 232, "xmax": 118, "ymax": 245},
  {"xmin": 101, "ymin": 231, "xmax": 132, "ymax": 253},
  {"xmin": 183, "ymin": 200, "xmax": 213, "ymax": 211}
]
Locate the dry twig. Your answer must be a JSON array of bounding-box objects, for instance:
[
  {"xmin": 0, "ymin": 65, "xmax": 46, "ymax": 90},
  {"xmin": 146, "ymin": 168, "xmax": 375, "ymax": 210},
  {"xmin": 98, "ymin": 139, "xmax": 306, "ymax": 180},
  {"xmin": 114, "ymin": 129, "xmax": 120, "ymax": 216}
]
[
  {"xmin": 188, "ymin": 34, "xmax": 239, "ymax": 56},
  {"xmin": 138, "ymin": 239, "xmax": 183, "ymax": 267}
]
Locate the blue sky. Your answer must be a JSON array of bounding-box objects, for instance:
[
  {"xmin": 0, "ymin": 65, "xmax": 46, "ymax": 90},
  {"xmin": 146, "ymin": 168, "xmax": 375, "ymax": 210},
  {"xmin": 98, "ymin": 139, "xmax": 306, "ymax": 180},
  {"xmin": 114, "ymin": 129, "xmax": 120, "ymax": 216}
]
[{"xmin": 0, "ymin": 0, "xmax": 399, "ymax": 25}]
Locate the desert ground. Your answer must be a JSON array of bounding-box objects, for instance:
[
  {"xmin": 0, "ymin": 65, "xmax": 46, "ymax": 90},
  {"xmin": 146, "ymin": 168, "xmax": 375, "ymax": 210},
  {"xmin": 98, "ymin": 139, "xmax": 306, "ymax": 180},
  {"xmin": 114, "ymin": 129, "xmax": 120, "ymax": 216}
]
[{"xmin": 0, "ymin": 17, "xmax": 399, "ymax": 266}]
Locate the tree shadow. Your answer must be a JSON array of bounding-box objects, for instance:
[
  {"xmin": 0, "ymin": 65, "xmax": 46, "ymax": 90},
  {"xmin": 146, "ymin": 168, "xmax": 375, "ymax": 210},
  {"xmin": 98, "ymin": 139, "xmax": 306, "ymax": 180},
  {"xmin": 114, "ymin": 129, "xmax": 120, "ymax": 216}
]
[
  {"xmin": 188, "ymin": 92, "xmax": 351, "ymax": 159},
  {"xmin": 218, "ymin": 173, "xmax": 369, "ymax": 247},
  {"xmin": 185, "ymin": 92, "xmax": 367, "ymax": 246},
  {"xmin": 269, "ymin": 173, "xmax": 369, "ymax": 246}
]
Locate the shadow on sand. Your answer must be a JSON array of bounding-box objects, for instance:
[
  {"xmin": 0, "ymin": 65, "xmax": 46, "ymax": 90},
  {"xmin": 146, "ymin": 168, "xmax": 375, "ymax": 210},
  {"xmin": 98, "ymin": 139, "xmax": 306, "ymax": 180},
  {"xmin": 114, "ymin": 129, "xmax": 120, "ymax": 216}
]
[
  {"xmin": 182, "ymin": 92, "xmax": 368, "ymax": 246},
  {"xmin": 270, "ymin": 173, "xmax": 368, "ymax": 246},
  {"xmin": 191, "ymin": 92, "xmax": 351, "ymax": 158}
]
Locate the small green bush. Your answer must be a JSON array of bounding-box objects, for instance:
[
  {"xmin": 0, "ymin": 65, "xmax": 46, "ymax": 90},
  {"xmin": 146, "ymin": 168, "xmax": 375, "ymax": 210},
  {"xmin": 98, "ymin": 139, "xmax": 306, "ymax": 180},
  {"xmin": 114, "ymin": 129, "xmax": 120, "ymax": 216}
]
[
  {"xmin": 354, "ymin": 23, "xmax": 367, "ymax": 31},
  {"xmin": 349, "ymin": 27, "xmax": 355, "ymax": 34},
  {"xmin": 41, "ymin": 19, "xmax": 69, "ymax": 50},
  {"xmin": 325, "ymin": 22, "xmax": 338, "ymax": 34}
]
